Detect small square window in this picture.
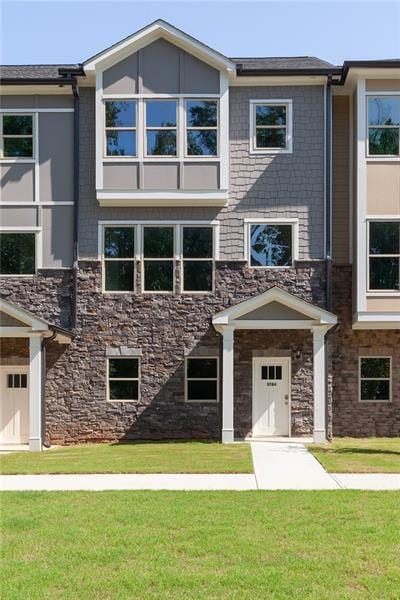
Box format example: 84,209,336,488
186,358,218,402
0,233,36,275
1,114,33,158
367,97,400,156
250,223,293,267
250,101,292,153
359,357,391,402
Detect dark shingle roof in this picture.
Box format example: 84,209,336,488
233,56,339,74
0,64,81,80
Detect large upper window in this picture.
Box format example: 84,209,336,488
1,115,33,158
186,357,218,402
107,358,139,402
103,227,135,292
145,100,177,156
250,223,293,267
105,101,136,156
143,226,174,291
368,221,400,291
0,233,35,275
368,96,400,156
359,357,391,402
182,227,213,292
186,100,218,156
250,101,292,153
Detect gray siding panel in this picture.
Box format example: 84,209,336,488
39,112,74,202
0,95,73,109
103,54,138,94
42,205,73,267
183,163,219,189
181,53,219,94
103,163,138,189
0,164,35,203
0,207,37,226
142,163,179,189
141,39,180,94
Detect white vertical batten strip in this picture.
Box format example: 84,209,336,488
29,335,42,451
34,112,40,203
356,79,367,312
219,72,229,191
95,70,103,190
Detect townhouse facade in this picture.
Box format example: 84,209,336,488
0,20,399,450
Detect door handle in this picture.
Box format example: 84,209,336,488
284,394,289,400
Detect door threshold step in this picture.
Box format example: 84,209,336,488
245,436,314,444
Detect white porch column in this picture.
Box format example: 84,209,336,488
221,326,234,443
29,335,42,451
312,327,327,444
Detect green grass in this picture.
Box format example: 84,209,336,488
1,491,399,599
310,437,400,473
0,441,253,475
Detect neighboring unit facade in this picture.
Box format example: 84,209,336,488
0,20,399,449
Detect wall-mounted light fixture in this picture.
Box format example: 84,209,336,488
294,349,302,360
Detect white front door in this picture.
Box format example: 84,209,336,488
252,358,290,436
0,369,29,444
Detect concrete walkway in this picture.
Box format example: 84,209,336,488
1,442,399,491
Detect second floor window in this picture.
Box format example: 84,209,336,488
249,223,293,267
368,96,400,156
145,100,177,156
105,101,136,156
1,114,33,158
250,100,292,153
186,100,218,156
369,221,400,291
0,232,36,275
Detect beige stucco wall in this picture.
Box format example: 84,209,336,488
367,163,400,214
366,297,400,312
366,79,400,92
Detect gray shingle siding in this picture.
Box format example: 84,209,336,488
77,85,325,261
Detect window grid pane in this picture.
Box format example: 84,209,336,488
105,101,136,157
368,222,400,290
250,224,293,267
186,358,218,402
360,358,391,402
0,233,35,275
254,104,288,150
1,115,34,158
104,227,135,292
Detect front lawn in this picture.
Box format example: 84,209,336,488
310,437,400,473
0,441,253,474
1,491,399,599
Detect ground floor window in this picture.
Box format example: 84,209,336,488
185,357,218,402
0,232,36,275
247,221,296,267
107,357,140,401
359,357,391,402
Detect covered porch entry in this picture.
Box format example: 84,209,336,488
213,287,337,444
0,299,71,451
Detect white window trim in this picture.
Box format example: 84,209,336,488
249,99,293,155
103,99,137,158
244,218,299,267
99,221,219,295
0,227,40,277
365,94,400,159
359,356,392,403
180,224,216,294
106,357,140,403
185,356,219,403
367,219,400,294
101,224,136,294
0,112,35,161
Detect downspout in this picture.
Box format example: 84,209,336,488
325,74,333,440
71,79,80,330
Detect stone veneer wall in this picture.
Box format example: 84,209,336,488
331,266,400,436
43,260,326,444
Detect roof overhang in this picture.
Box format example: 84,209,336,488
212,286,337,332
84,19,235,73
0,298,72,343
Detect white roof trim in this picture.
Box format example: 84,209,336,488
212,286,337,328
0,298,49,332
84,20,235,73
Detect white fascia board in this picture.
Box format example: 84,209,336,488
97,190,228,207
353,311,400,329
84,21,235,73
212,287,337,325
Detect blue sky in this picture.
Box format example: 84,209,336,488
1,0,399,65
